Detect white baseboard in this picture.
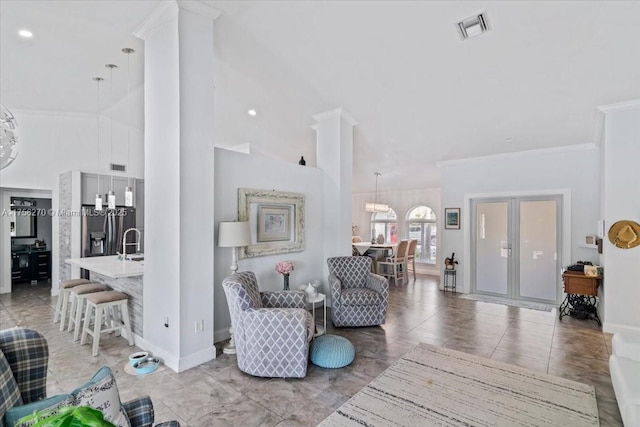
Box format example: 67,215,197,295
178,346,217,372
129,333,180,373
603,322,640,335
128,332,216,372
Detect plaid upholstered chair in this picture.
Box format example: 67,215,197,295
222,271,314,378
327,256,389,327
0,328,179,427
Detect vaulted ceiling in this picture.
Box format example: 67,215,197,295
2,1,639,191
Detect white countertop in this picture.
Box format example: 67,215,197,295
66,255,144,279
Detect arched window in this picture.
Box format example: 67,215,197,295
406,206,437,264
370,208,398,244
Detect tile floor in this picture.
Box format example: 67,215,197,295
1,276,622,426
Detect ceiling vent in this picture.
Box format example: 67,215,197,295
456,12,490,40
110,163,126,172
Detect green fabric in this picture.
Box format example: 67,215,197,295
18,406,115,427
4,394,72,427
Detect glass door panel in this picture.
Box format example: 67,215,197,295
518,200,558,301
475,201,509,295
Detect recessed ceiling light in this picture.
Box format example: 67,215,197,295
247,109,257,116
18,29,33,38
456,12,490,40
505,137,513,143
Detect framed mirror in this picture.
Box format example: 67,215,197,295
10,209,37,238
238,188,305,258
10,197,37,238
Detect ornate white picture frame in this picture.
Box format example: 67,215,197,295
238,188,305,258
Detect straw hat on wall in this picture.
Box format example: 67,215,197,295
608,220,640,249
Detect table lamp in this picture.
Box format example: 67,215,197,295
217,220,251,354
217,221,252,273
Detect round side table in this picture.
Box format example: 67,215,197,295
306,293,327,337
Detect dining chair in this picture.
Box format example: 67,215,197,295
407,239,418,280
376,240,409,285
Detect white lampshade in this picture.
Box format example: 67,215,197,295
124,186,133,207
107,191,116,209
218,221,251,247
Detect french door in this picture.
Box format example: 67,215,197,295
471,196,561,303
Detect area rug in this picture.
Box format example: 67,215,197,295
319,343,599,426
459,293,556,312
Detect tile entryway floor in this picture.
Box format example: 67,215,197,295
1,277,622,426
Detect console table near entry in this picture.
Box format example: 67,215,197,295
559,271,602,326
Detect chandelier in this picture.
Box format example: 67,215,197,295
0,104,19,170
365,172,389,213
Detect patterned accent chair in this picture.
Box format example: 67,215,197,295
222,271,314,378
0,328,179,427
327,256,389,327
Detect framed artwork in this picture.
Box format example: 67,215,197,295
257,205,291,242
238,188,305,258
445,208,461,230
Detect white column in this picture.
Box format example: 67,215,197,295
600,100,640,334
313,108,357,268
134,0,220,372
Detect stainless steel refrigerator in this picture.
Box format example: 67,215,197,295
81,206,136,258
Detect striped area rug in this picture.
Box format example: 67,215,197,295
319,343,599,426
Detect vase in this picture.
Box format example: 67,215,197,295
305,282,316,299
283,274,290,290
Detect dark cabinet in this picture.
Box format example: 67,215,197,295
11,250,50,284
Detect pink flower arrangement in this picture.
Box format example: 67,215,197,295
275,260,294,276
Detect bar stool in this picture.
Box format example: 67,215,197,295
53,278,91,331
66,283,111,340
81,291,134,357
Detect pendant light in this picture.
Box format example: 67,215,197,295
365,172,389,213
105,63,118,210
93,77,104,211
122,48,135,207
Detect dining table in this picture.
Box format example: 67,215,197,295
352,242,396,257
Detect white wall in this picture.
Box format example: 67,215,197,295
0,110,144,190
601,101,640,334
439,144,601,295
352,187,441,275
213,147,325,343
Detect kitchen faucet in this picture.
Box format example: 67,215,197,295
122,228,141,257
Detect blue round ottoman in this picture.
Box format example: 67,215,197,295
310,334,355,368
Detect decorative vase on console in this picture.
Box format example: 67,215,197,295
283,274,290,290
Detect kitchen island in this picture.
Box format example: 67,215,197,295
65,256,144,337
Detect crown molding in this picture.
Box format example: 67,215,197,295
436,143,598,168
597,99,640,114
177,0,222,21
10,108,96,119
312,108,357,127
134,1,221,40
133,0,178,40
